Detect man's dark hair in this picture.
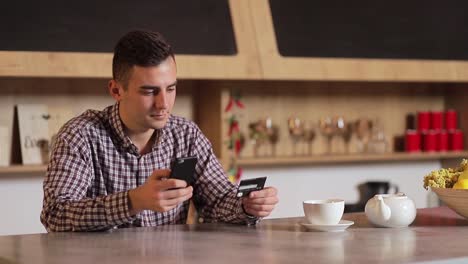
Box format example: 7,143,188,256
112,30,174,88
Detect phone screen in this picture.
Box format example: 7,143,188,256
169,156,197,185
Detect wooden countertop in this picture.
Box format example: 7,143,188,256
1,207,468,264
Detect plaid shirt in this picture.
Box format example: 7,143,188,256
41,103,254,232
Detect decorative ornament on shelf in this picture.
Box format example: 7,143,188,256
224,91,245,112
227,165,243,184
249,118,279,157
225,90,245,184
228,116,245,156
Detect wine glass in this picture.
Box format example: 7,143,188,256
354,118,373,153
342,123,353,154
288,117,305,156
265,118,279,156
319,117,336,154
333,116,352,154
248,120,267,157
303,121,316,155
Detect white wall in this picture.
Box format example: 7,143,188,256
0,175,46,235
0,160,441,235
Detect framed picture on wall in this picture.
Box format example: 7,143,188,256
16,104,50,165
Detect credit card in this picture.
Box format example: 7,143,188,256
236,177,267,198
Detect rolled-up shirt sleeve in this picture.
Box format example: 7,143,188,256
40,132,135,232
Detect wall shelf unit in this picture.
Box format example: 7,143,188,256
0,165,47,176
237,151,468,167
1,151,467,175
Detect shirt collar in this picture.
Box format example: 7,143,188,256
109,102,169,153
109,103,134,150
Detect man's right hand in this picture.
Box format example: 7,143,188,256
128,169,193,215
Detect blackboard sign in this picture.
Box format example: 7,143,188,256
0,0,237,55
270,0,468,60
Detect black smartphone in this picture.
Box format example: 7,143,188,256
169,156,198,186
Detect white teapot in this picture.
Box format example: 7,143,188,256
365,193,416,228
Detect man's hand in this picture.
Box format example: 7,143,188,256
128,169,193,215
242,187,278,218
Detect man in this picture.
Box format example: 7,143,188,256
40,30,278,232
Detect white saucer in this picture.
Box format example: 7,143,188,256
300,220,354,232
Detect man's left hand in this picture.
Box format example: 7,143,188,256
242,187,278,218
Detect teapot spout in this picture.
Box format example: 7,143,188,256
376,195,391,221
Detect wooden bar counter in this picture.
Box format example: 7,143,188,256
1,207,468,264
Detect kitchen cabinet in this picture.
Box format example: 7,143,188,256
0,0,261,80
250,0,468,82
251,0,468,81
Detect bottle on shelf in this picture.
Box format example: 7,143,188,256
368,118,388,154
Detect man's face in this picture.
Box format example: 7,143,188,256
114,57,177,132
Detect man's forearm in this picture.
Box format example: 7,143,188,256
41,191,134,232
198,190,257,225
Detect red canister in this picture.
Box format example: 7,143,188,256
405,130,421,152
449,129,464,151
430,111,443,130
423,130,437,152
445,110,458,130
438,130,448,151
417,111,430,131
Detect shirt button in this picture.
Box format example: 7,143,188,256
198,217,204,223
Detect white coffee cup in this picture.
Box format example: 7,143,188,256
303,199,345,225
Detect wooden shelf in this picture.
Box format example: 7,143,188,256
237,151,468,167
0,152,466,175
0,164,47,175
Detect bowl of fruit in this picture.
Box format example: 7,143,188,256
424,159,468,218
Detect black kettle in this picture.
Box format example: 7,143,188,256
345,181,399,213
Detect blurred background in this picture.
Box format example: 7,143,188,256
1,0,467,235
